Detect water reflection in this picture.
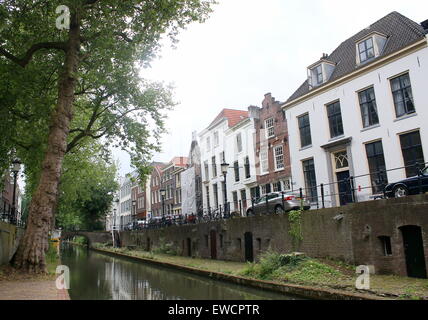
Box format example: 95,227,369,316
61,244,301,300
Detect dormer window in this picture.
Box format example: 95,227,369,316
356,32,388,65
358,37,375,63
307,58,336,89
314,65,323,85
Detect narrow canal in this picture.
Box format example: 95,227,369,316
61,244,303,300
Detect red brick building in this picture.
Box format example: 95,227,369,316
149,163,165,218
253,93,292,197
161,157,188,216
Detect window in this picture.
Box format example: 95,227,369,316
327,101,344,138
265,118,275,138
302,159,318,203
204,161,209,180
236,133,243,153
250,187,260,201
283,179,291,191
273,181,282,192
206,186,210,209
274,145,285,170
244,156,251,179
213,184,219,208
234,161,240,182
400,131,425,177
220,151,225,163
212,156,217,177
378,236,392,256
206,137,211,150
214,131,219,147
260,148,269,174
358,37,375,63
390,73,415,117
358,87,379,128
298,114,312,148
232,191,238,211
314,65,323,85
365,141,388,194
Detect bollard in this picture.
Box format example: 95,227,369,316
265,196,269,215
281,191,285,214
321,183,325,208
417,162,422,194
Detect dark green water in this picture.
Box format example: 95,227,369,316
60,244,302,300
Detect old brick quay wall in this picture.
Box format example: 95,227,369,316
120,194,428,277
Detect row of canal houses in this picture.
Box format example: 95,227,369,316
107,12,428,231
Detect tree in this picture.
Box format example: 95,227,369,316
0,0,215,273
56,144,118,232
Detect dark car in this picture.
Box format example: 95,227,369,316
384,166,428,198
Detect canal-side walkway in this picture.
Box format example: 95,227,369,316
0,280,70,300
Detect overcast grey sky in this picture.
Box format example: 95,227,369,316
114,0,428,176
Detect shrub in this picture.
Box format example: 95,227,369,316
240,251,307,280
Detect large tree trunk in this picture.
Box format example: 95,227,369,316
13,14,81,273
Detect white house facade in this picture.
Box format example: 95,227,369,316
199,109,249,215
224,117,258,215
283,12,428,208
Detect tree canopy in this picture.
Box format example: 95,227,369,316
0,0,216,272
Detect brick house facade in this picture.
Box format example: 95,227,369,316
253,93,292,198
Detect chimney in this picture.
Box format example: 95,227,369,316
248,105,260,120
421,19,428,31
321,53,328,60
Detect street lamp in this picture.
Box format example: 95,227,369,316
160,189,166,219
220,162,229,216
11,159,21,225
132,199,137,230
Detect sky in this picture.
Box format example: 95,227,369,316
114,0,428,176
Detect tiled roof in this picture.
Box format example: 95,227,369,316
208,109,249,129
286,11,427,104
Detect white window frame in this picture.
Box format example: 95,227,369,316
260,148,269,174
274,145,285,171
214,131,219,147
265,118,275,138
236,133,243,153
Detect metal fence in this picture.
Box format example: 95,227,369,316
129,161,428,231
0,202,25,228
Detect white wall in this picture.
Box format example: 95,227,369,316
224,119,257,214
286,44,428,207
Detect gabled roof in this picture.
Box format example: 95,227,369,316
286,11,427,104
207,108,249,129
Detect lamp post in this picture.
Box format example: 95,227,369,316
11,159,21,225
160,189,166,219
220,162,229,216
132,199,137,230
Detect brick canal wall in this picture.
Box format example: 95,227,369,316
119,194,428,277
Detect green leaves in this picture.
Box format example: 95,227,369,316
0,0,215,231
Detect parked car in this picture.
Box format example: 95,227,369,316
246,192,311,215
384,166,428,198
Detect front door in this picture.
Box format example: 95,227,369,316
244,232,254,262
336,171,353,206
186,238,192,257
400,226,427,279
210,230,217,260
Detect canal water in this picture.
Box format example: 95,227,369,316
61,244,303,300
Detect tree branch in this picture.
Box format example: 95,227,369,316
0,42,67,68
